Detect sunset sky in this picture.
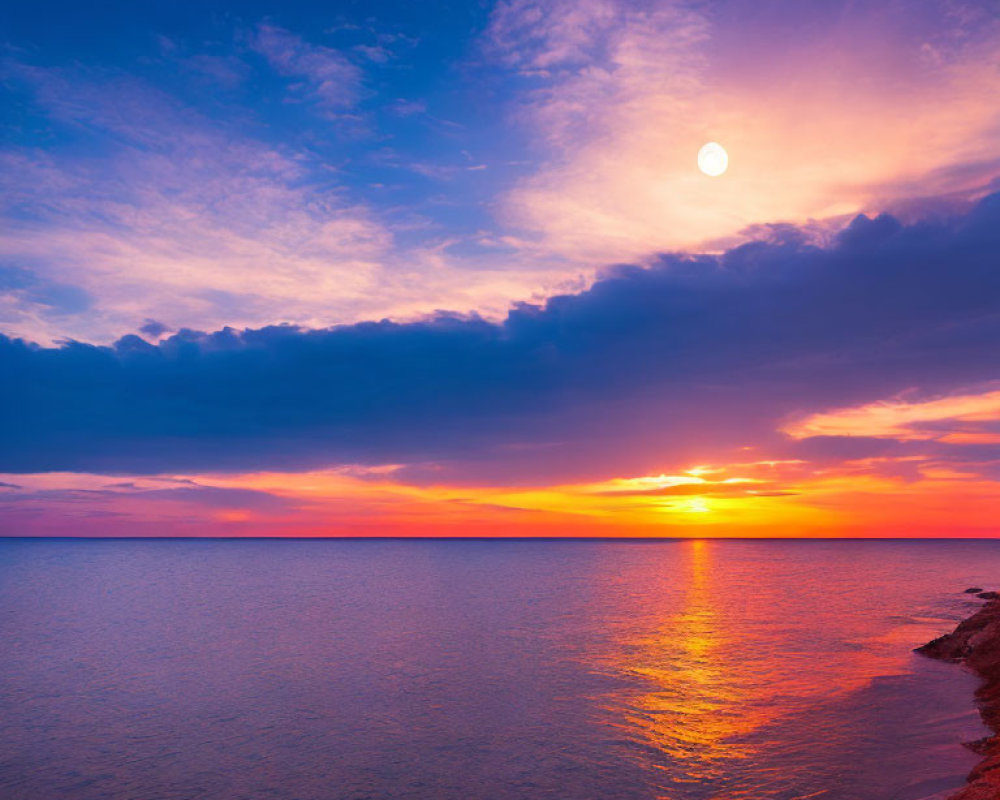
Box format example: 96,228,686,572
2,0,1000,537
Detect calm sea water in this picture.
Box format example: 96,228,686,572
0,538,996,800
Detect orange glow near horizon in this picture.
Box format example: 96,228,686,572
5,442,1000,537
8,382,1000,537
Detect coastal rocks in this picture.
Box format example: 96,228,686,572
965,587,985,594
917,592,1000,800
916,596,1000,663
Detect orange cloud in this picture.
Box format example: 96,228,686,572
783,387,1000,441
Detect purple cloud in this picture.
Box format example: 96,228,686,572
1,191,999,484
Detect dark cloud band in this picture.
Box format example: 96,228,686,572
3,192,999,478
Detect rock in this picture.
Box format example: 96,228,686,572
918,594,1000,798
966,587,985,593
915,633,966,662
950,777,1000,800
964,735,998,755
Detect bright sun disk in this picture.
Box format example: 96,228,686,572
697,142,728,176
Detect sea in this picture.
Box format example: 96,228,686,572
0,537,996,800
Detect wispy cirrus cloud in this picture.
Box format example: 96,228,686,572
485,0,619,73
485,0,707,147
0,264,92,318
0,53,562,345
247,23,364,113
0,36,603,345
486,0,1000,265
0,58,397,343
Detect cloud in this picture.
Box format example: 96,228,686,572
586,472,762,497
134,485,295,511
2,191,999,481
0,265,92,316
484,0,620,73
139,319,171,339
0,60,394,343
248,23,363,112
487,0,1000,265
4,3,999,357
0,475,297,536
180,54,251,90
784,387,1000,441
0,52,600,346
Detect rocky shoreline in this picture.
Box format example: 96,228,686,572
917,590,1000,800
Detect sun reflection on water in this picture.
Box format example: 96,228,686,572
592,539,990,799
618,540,779,789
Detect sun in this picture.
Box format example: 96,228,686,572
697,142,728,177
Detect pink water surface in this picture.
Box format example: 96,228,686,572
0,538,994,799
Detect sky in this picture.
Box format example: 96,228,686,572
2,0,1000,537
